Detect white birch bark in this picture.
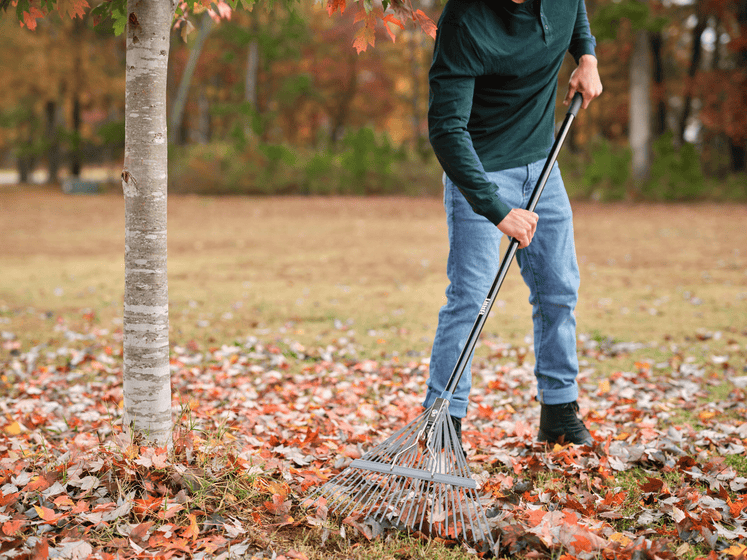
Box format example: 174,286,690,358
121,0,177,447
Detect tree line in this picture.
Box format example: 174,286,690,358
1,0,745,194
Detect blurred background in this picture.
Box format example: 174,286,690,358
0,0,745,201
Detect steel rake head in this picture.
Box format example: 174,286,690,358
305,398,496,551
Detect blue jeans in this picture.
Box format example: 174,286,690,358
423,159,581,418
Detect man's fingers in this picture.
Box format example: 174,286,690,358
563,86,576,106
497,209,539,248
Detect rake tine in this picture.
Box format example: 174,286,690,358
308,397,497,551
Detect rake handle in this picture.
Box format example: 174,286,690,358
442,92,583,398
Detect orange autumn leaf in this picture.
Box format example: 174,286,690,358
413,9,437,39
55,0,89,19
181,513,200,540
381,14,404,42
21,7,45,31
52,496,75,508
264,494,291,517
31,538,48,560
2,518,24,536
326,0,345,16
24,475,51,492
34,505,63,523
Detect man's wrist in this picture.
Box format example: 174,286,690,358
579,54,598,67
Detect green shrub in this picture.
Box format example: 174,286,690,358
339,127,406,194
645,132,705,200
581,139,631,201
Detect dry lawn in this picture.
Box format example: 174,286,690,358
1,186,745,358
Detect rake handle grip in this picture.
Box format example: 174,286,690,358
442,92,583,397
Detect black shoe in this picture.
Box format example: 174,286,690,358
537,401,592,446
450,415,465,457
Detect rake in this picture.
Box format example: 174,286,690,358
306,93,584,551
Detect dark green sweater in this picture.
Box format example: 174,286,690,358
428,0,597,225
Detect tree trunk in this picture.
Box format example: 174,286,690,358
629,29,652,183
45,101,61,184
122,0,177,447
169,12,213,145
679,3,707,145
730,0,747,172
70,18,84,178
649,31,666,137
244,14,259,139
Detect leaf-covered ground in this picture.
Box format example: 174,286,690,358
1,313,746,560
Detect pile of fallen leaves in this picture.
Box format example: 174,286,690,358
0,317,746,559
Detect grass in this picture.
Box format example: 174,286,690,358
1,186,745,361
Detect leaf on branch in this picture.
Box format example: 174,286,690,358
57,0,88,19
381,14,404,42
327,0,346,17
353,7,378,53
21,6,45,30
353,26,376,53
413,9,437,40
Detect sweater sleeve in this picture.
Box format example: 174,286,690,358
428,21,513,226
569,0,597,63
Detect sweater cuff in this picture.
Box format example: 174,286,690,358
483,196,513,226
571,41,596,64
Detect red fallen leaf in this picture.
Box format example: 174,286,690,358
34,505,65,524
264,494,291,517
181,513,200,540
343,516,374,540
157,503,185,520
2,518,24,536
31,537,48,560
286,551,310,560
24,474,53,492
70,500,89,515
639,476,665,494
0,492,19,507
729,496,747,518
133,495,163,515
130,521,153,542
526,509,546,527
52,496,74,509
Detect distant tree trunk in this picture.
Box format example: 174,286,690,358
122,0,177,447
169,12,213,145
731,144,746,172
45,101,61,184
410,31,422,152
70,19,84,178
18,153,32,184
630,29,652,183
329,53,358,147
18,114,36,184
729,0,747,172
244,14,260,138
649,31,666,137
197,87,211,143
71,96,82,177
679,3,707,145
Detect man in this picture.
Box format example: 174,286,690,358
424,0,603,446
